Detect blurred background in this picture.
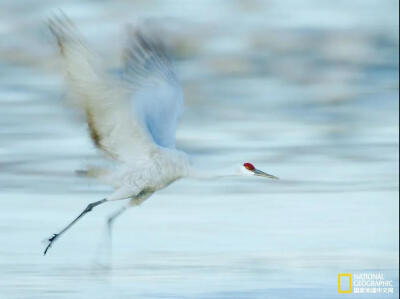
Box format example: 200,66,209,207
0,0,398,298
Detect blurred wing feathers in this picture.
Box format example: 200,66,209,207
48,15,155,161
123,27,184,148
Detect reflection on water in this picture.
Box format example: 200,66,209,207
0,0,398,298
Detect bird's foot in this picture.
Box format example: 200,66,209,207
43,233,59,255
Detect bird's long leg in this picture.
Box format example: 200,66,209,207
43,198,107,255
106,192,154,246
106,205,128,239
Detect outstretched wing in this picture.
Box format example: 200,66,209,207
122,26,184,149
48,14,156,162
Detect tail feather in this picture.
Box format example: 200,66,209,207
75,167,109,179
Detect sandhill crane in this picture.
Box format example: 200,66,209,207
44,14,278,255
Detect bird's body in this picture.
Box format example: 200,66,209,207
43,13,278,255
97,147,190,200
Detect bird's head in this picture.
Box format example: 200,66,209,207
241,162,278,179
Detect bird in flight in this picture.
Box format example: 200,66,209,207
44,13,278,255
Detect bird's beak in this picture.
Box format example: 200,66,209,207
253,168,279,179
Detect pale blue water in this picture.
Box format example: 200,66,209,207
0,0,398,298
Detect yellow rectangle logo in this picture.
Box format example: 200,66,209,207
338,273,352,293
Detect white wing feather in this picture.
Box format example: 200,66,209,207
48,15,156,162
122,27,184,149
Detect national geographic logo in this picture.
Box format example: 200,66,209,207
338,273,394,295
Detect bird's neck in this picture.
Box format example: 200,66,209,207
187,165,240,180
